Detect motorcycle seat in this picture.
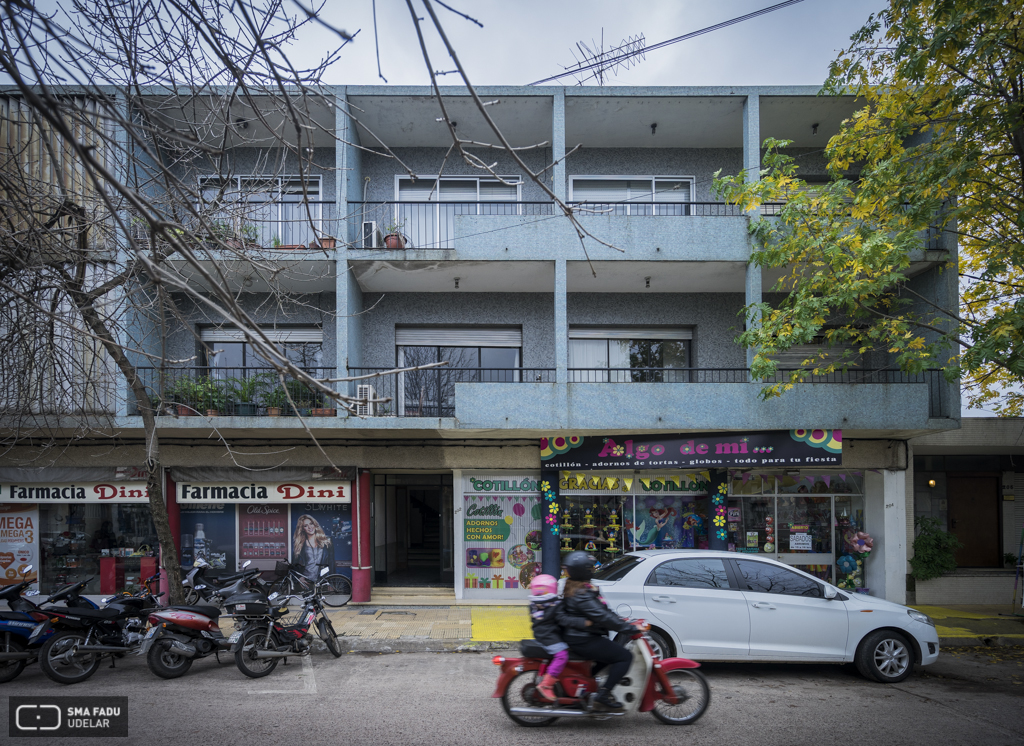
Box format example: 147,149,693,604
50,607,122,620
170,605,221,619
0,611,35,622
519,639,588,662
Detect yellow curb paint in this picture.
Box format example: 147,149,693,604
912,606,1003,621
471,606,532,642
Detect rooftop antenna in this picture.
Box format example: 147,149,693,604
564,29,646,86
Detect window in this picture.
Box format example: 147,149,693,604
647,558,731,589
201,327,324,372
734,559,822,598
198,176,322,248
570,177,693,215
396,176,521,249
395,327,522,416
592,554,646,582
569,327,692,382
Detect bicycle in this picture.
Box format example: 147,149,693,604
269,561,351,608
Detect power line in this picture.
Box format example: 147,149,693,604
528,0,809,86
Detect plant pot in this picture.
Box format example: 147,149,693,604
384,233,405,249
310,407,335,417
317,237,336,249
176,404,196,416
205,409,220,417
266,407,282,417
234,402,259,416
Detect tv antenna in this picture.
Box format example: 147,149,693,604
564,29,646,86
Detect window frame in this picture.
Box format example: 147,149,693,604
196,175,323,246
200,325,324,371
568,175,695,215
729,558,824,599
644,557,735,591
568,327,694,383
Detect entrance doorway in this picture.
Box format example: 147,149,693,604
948,476,1001,567
373,474,453,586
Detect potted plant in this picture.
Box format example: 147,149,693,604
168,374,201,416
285,379,314,416
228,373,271,416
315,234,337,249
263,385,289,417
194,376,228,416
910,516,964,581
381,219,407,249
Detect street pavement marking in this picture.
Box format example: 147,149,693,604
248,653,318,695
471,606,531,642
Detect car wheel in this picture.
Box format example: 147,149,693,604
856,630,914,683
616,627,674,659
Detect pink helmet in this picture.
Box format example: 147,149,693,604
530,574,559,596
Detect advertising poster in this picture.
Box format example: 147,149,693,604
290,503,352,582
462,474,541,597
179,504,237,571
239,504,288,572
0,504,38,588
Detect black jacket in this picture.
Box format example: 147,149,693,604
556,584,635,646
529,594,587,648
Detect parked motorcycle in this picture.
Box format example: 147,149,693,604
31,575,163,684
183,558,267,606
492,622,710,726
139,601,234,679
227,566,342,678
0,568,101,684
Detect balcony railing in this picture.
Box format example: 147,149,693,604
347,368,556,417
128,366,950,419
135,367,337,416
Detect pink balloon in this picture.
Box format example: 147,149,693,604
513,503,525,516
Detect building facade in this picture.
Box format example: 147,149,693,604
0,86,960,606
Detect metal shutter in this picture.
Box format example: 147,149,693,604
395,327,522,347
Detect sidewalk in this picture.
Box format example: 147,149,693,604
323,599,1024,653
911,604,1024,647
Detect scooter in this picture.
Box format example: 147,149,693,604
492,623,710,726
139,602,234,679
0,567,100,683
183,558,266,605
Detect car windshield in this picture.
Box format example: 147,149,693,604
592,554,645,582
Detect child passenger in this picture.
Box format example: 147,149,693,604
528,574,588,702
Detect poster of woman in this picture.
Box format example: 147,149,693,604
290,505,352,581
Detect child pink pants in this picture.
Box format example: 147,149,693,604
547,649,569,678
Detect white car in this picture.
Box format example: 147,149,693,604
590,549,939,683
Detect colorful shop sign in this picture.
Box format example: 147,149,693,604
176,481,351,503
0,483,150,503
540,430,842,470
467,478,539,492
558,472,710,494
0,504,38,586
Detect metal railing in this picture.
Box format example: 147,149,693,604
346,367,556,417
135,367,337,416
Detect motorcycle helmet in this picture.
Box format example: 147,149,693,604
562,551,595,581
530,574,558,596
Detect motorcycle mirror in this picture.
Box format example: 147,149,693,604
25,590,40,596
242,560,252,569
102,596,114,604
320,566,329,577
21,564,33,575
196,584,207,590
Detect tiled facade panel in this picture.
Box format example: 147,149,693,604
567,292,747,369
358,292,555,368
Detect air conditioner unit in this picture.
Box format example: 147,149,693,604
361,221,382,248
356,384,376,416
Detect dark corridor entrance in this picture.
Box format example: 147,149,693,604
373,474,454,586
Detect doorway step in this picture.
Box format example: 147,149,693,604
355,586,456,606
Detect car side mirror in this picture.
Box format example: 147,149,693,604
823,584,838,600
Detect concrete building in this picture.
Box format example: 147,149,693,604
0,86,960,606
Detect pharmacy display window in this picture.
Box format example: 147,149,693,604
38,504,157,595
726,472,866,589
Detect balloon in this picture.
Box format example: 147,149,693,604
513,503,525,516
504,515,514,525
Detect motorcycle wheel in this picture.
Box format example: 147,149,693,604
501,671,557,727
0,636,27,683
39,631,101,685
318,574,352,608
147,639,194,679
184,589,200,605
234,629,279,679
317,618,342,658
651,669,710,725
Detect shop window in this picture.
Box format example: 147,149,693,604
646,558,731,589
734,558,822,598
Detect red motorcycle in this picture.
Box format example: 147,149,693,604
492,623,710,726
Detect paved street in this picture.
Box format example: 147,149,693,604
2,646,1022,745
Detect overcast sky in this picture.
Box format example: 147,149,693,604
303,0,891,87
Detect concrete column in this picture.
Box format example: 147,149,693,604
555,259,568,387
352,469,372,602
742,94,761,373
552,89,566,201
865,469,908,604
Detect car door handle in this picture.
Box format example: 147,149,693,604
651,595,676,603
751,602,776,610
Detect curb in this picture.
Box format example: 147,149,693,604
337,638,517,654
939,636,1024,648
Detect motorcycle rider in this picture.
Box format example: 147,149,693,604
556,551,639,711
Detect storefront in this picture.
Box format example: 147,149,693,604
0,467,157,595
171,468,355,582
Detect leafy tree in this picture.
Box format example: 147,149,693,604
716,0,1024,411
